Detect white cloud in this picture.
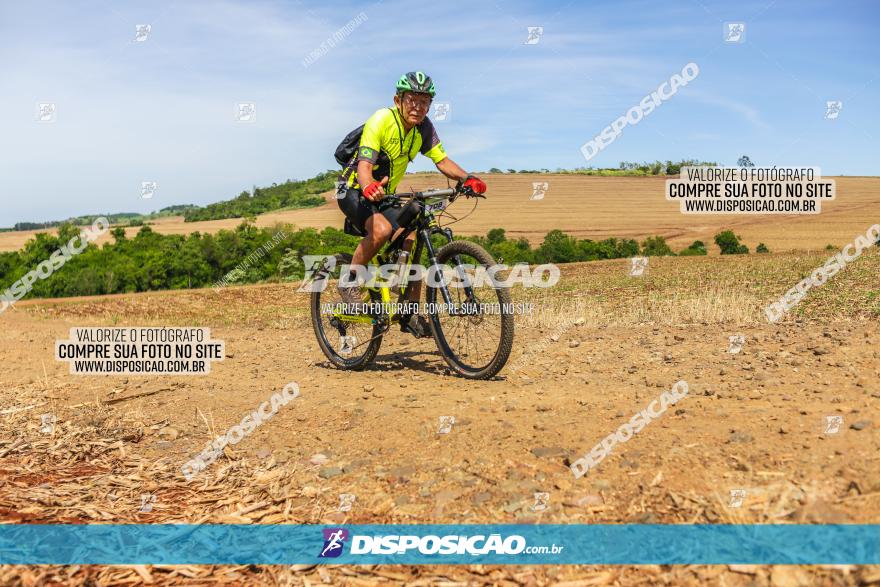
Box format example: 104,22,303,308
684,90,771,131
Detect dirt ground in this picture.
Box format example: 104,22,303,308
2,174,878,254
1,250,879,585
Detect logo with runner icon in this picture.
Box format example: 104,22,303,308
823,415,843,435
724,22,745,43
319,528,349,558
629,256,649,277
530,182,549,201
824,101,843,120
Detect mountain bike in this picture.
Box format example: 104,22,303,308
308,182,514,379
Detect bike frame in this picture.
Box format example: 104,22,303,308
330,192,476,325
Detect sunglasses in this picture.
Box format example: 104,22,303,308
401,94,432,110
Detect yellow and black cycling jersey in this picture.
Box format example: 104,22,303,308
340,107,447,194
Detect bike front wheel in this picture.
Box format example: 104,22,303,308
425,240,514,379
309,253,384,370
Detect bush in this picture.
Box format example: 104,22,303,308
572,238,636,261
714,230,749,255
536,230,580,263
489,237,534,265
756,243,770,253
0,223,692,301
640,236,675,257
678,240,707,256
0,221,365,299
471,229,642,264
605,238,640,259
487,228,506,245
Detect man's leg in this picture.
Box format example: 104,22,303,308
337,187,391,272
396,230,432,338
401,232,421,303
339,213,392,308
351,213,392,268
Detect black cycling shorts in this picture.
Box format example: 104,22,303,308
337,186,416,237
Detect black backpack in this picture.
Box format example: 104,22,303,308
335,124,393,183
334,124,368,167
334,110,429,179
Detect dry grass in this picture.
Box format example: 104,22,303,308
16,248,880,331
3,250,880,585
1,393,874,586
510,249,880,329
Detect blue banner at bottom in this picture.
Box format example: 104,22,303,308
0,524,878,565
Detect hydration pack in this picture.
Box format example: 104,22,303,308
334,124,367,167
334,124,392,183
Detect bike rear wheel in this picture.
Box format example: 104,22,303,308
425,241,514,379
310,253,384,370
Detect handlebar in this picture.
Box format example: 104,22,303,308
392,187,457,200
391,184,486,202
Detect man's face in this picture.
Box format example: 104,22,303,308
395,92,431,125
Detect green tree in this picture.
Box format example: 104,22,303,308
536,230,579,263
640,236,675,256
714,230,749,254
488,237,533,265
678,240,707,256
487,228,506,245
598,238,639,259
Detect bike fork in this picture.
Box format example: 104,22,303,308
419,228,479,310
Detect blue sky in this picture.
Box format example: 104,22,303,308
1,0,877,226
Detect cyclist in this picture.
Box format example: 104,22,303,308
336,71,487,338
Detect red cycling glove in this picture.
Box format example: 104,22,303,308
363,176,389,201
462,175,487,194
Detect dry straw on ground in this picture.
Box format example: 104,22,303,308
2,250,879,585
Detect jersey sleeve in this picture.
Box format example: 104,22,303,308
357,109,389,164
418,118,447,164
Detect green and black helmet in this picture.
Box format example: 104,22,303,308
396,71,436,97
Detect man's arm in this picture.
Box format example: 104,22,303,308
436,157,487,195
357,160,388,201
418,119,467,181
357,160,383,196
357,110,391,201
419,119,483,191
435,157,468,181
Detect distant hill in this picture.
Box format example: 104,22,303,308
182,171,336,222
7,170,338,230
12,205,200,231
9,159,731,230
7,161,724,230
